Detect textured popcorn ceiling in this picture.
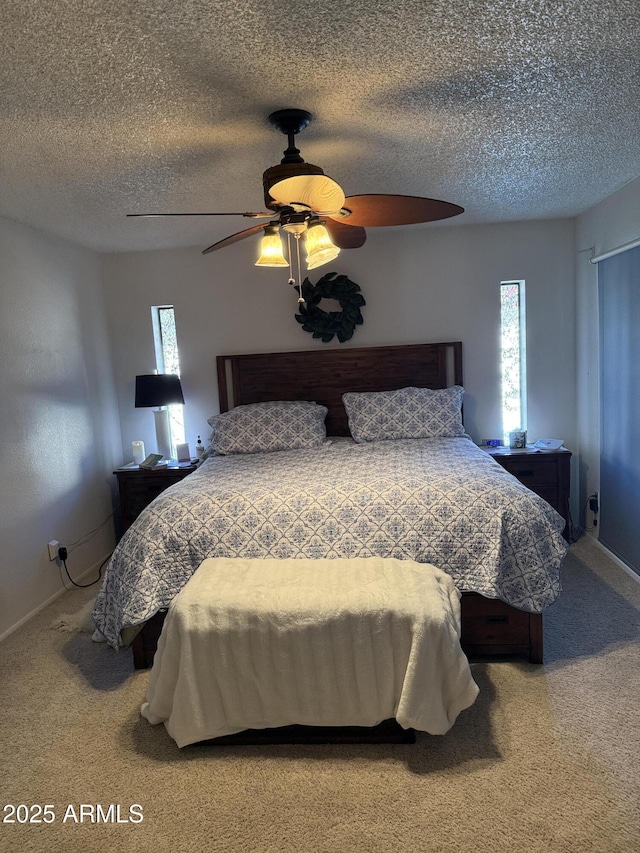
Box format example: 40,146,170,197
2,0,640,253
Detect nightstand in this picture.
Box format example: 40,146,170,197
114,462,198,536
485,446,571,540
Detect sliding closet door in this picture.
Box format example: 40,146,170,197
598,245,640,574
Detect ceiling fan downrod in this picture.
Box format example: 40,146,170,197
268,108,312,165
263,109,325,209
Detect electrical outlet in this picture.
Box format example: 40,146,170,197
48,540,60,561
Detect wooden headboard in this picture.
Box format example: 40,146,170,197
216,342,463,437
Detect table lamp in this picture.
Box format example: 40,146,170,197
135,374,185,460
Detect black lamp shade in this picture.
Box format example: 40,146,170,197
135,374,185,408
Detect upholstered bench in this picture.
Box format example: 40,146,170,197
141,557,479,747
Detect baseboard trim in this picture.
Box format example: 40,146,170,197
590,536,640,584
0,552,111,643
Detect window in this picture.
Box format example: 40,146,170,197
152,305,185,455
500,281,526,444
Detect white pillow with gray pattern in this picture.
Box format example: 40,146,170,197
208,401,328,455
343,386,465,443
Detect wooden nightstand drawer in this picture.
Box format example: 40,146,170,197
124,475,179,507
499,456,558,485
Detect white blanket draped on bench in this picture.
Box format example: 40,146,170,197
140,557,479,747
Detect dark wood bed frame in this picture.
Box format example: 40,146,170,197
133,341,543,681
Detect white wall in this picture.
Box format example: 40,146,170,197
575,176,640,531
0,218,121,638
102,217,576,466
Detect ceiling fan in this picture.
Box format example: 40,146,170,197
128,108,464,270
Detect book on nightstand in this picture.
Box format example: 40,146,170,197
138,453,166,470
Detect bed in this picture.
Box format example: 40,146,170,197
94,341,568,673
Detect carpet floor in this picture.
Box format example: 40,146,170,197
0,537,638,852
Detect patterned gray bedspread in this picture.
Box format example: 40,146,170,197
94,437,568,649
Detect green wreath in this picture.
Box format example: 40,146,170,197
294,272,365,343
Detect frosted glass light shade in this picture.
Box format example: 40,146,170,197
305,221,340,269
270,174,345,216
255,226,288,266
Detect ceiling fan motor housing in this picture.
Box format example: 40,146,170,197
263,162,326,210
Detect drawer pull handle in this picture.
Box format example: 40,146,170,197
486,615,508,624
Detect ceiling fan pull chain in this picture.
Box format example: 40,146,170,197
287,232,295,287
295,234,305,304
286,232,305,305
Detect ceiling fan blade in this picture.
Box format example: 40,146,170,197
202,223,268,254
127,211,272,218
341,194,464,227
324,218,367,249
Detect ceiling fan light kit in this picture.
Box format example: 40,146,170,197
128,107,464,281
